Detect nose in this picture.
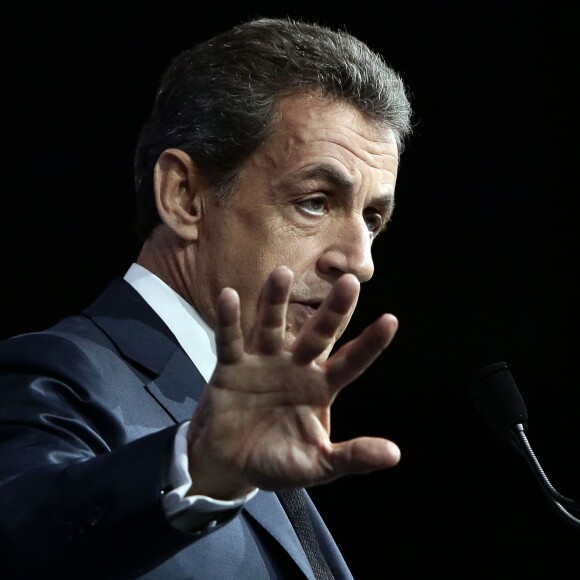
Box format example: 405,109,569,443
316,217,375,283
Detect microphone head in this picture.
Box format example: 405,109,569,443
469,361,529,447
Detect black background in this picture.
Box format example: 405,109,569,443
2,2,578,578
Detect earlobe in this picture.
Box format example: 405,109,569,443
153,148,203,240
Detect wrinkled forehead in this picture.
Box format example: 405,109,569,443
273,91,393,139
265,94,399,184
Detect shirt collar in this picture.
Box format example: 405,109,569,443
123,263,217,382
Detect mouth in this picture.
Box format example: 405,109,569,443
294,303,319,316
285,290,327,333
286,300,322,329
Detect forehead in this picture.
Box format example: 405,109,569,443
260,94,399,186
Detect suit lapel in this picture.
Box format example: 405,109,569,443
84,278,180,374
84,277,317,577
245,491,315,579
144,348,205,423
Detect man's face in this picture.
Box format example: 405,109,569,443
191,94,399,354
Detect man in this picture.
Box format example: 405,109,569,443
0,16,412,579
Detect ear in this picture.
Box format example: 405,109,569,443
153,148,206,241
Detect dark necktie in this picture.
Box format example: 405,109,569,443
276,488,335,580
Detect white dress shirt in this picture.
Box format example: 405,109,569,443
124,263,257,528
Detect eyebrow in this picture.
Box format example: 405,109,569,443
292,163,355,190
284,162,396,231
305,162,394,208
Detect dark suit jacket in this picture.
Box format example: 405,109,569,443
0,278,353,579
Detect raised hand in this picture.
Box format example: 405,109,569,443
186,266,400,500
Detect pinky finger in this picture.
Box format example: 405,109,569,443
215,287,245,364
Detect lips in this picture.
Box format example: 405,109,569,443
293,302,320,316
286,300,322,329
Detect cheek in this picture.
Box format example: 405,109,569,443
253,230,314,273
272,229,322,269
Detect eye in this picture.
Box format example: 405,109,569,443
364,212,385,236
296,196,327,216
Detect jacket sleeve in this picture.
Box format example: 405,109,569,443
0,331,238,579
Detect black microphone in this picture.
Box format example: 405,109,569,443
470,361,580,529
